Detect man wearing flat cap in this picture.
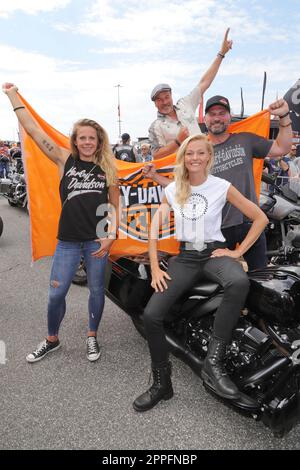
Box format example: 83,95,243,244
148,28,232,160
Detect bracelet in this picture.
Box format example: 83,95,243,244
217,52,225,59
13,106,25,112
279,111,290,119
175,139,181,147
279,121,292,128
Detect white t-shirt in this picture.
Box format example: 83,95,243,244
164,175,231,245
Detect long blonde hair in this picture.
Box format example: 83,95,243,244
70,119,117,187
174,134,214,206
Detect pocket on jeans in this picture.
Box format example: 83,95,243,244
89,240,101,249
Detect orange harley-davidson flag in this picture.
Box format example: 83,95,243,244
17,93,270,261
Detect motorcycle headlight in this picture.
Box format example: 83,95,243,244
288,210,300,222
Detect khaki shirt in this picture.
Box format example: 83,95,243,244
148,85,202,152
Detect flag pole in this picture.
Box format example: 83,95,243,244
240,87,244,118
114,84,122,139
261,72,267,111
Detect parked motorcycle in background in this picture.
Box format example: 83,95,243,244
0,176,12,237
4,157,28,209
260,173,300,264
72,257,87,285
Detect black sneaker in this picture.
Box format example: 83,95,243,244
86,336,101,362
26,338,61,363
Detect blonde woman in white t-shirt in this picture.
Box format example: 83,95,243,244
133,134,268,412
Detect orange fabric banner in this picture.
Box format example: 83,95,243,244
228,110,271,198
18,93,270,261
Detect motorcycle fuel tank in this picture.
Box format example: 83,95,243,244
247,267,300,326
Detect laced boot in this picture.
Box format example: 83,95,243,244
133,362,173,412
201,336,239,399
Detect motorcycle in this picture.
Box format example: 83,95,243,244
260,173,300,264
4,158,27,209
0,176,12,237
105,255,300,437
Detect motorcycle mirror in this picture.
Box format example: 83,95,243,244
261,172,277,186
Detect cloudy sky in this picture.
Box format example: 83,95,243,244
0,0,299,143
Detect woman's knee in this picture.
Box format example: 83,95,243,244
49,278,69,302
225,270,249,297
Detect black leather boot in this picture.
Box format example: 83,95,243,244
201,336,239,399
133,362,174,412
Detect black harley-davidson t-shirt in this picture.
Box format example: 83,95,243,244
58,155,108,241
211,132,273,228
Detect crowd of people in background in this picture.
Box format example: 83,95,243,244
0,140,22,178
113,132,153,163
264,134,300,193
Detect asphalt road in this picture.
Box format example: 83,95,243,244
0,196,299,450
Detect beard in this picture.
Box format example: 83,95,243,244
206,122,228,135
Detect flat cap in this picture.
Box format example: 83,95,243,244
151,83,172,101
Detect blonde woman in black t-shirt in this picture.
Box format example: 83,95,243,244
3,82,119,363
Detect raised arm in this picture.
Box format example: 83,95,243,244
2,83,68,174
199,28,233,96
267,99,293,158
211,185,268,260
142,163,173,187
149,196,172,292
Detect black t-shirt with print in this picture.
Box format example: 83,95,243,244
211,132,273,228
58,155,108,241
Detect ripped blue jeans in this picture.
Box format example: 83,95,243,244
47,240,108,336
